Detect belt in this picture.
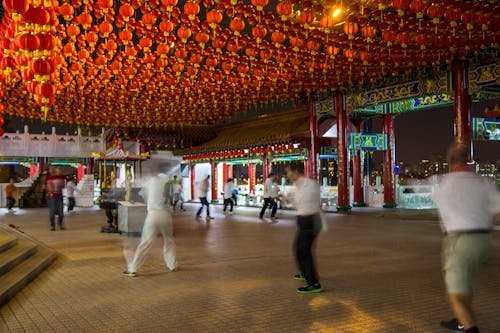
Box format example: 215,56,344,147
446,229,491,236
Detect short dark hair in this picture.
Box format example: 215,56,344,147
227,178,233,182
268,173,275,177
447,143,469,168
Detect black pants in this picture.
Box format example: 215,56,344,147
173,193,184,210
6,197,15,210
223,198,233,212
106,208,116,225
68,197,75,211
260,198,277,218
294,214,321,285
197,197,210,217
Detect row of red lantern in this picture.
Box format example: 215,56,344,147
183,143,299,161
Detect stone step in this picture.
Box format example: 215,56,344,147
0,233,18,253
0,239,38,277
0,246,57,306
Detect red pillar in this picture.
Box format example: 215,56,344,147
222,163,229,184
211,160,218,202
228,164,233,179
77,164,85,182
87,158,94,175
452,60,472,153
248,163,256,194
352,119,365,207
383,114,396,208
309,97,319,181
190,163,196,201
38,157,45,174
336,90,350,211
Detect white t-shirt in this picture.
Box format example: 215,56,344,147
66,180,76,197
263,178,273,198
141,174,169,211
198,179,209,198
173,183,182,194
432,171,500,233
289,176,321,216
271,184,280,198
223,181,234,199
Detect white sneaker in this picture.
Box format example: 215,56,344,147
206,216,214,220
229,212,233,215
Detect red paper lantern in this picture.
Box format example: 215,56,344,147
119,4,135,19
15,33,40,52
251,0,269,10
183,1,200,20
230,18,245,35
276,1,292,19
3,0,29,20
392,0,411,16
343,22,359,39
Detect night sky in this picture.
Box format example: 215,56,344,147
369,99,500,165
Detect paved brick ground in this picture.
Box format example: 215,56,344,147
0,204,499,333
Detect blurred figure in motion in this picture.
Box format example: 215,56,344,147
5,178,16,211
172,175,185,212
123,162,178,277
223,178,235,215
433,143,500,333
66,175,76,213
285,164,323,294
196,175,213,220
46,166,66,231
259,173,277,221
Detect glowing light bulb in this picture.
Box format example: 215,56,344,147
332,8,341,18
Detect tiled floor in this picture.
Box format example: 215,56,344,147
0,204,499,333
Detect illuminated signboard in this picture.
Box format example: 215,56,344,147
472,118,500,141
350,133,387,151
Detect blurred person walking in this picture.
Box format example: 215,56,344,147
433,143,500,333
123,164,178,277
285,164,323,294
46,166,66,230
259,173,277,221
5,178,16,211
66,175,76,213
172,176,185,212
196,175,213,220
223,178,235,215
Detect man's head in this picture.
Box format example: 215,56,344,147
9,178,15,184
446,143,470,170
268,173,275,180
285,164,303,182
227,178,233,183
52,166,62,175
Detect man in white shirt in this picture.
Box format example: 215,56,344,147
223,178,235,214
196,175,213,220
285,164,323,294
259,173,277,220
432,143,500,333
172,176,185,212
65,176,76,213
123,163,178,277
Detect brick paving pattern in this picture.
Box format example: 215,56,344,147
0,205,499,333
